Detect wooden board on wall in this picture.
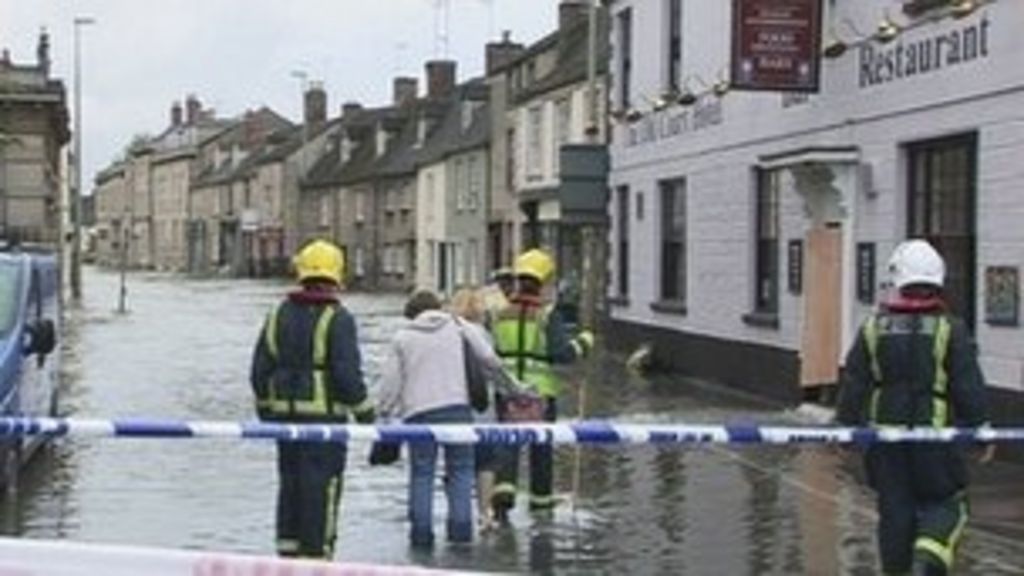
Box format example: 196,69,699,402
800,226,842,387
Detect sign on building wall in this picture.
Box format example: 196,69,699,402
985,266,1019,327
856,242,875,304
731,0,823,92
788,239,803,295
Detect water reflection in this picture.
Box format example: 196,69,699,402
0,267,1019,575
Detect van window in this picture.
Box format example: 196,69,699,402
0,263,22,336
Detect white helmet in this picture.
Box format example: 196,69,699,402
887,239,945,290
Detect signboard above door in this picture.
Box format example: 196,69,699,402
731,0,823,92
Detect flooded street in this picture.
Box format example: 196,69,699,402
1,266,1022,574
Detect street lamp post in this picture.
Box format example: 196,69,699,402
71,16,96,301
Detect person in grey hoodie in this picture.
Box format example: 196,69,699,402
378,289,503,548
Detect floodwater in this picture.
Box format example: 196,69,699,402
1,266,1022,575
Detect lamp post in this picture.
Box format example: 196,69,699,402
71,16,96,301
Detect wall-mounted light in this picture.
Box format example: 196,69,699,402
950,0,979,19
823,27,849,59
874,10,901,43
624,109,644,123
712,69,730,98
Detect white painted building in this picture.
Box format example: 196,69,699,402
607,0,1024,423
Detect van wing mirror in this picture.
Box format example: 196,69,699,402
24,319,56,357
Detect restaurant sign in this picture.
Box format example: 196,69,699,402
731,0,823,92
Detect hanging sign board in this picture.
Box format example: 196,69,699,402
731,0,823,92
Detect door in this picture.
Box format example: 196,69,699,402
800,225,842,387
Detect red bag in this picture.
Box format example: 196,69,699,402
501,394,546,422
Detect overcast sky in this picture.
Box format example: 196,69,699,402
0,0,559,191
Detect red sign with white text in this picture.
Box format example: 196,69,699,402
731,0,822,92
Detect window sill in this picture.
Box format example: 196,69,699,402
650,300,687,316
608,296,630,307
742,311,779,329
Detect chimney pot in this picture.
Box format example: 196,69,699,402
341,101,363,119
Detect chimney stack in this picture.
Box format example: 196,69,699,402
425,60,457,100
185,95,202,125
393,77,419,107
170,101,183,127
486,30,525,75
559,0,589,32
36,29,51,76
304,81,328,134
341,101,363,119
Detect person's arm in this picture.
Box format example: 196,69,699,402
328,308,375,423
947,319,989,427
836,324,874,426
249,319,275,421
461,321,503,371
545,307,592,364
377,339,404,420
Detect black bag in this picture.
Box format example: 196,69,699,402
368,442,401,466
461,327,490,413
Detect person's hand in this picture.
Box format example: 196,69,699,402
575,330,595,354
977,443,997,465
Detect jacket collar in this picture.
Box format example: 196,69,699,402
288,284,340,306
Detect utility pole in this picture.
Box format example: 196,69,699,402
580,0,604,331
71,16,96,301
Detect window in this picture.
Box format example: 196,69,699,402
526,106,543,181
318,194,331,228
354,191,365,223
616,186,630,298
426,173,436,221
907,133,977,328
467,155,480,212
754,169,781,314
618,9,633,109
355,246,365,277
659,179,687,303
553,98,571,174
467,239,479,285
506,128,516,191
666,0,682,92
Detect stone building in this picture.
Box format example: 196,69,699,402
0,31,69,245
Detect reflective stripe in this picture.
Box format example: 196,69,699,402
346,396,375,417
914,537,953,568
313,307,336,368
265,306,281,360
493,482,517,496
913,495,968,569
323,475,341,558
863,316,882,383
276,538,299,553
869,388,881,422
932,316,951,427
529,494,556,506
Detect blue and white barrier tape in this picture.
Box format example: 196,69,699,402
0,417,1022,445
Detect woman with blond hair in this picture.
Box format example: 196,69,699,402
449,287,522,531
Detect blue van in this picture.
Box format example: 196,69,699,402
0,249,60,493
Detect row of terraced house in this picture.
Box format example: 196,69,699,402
92,0,608,294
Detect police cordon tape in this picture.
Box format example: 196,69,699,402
1,417,1023,445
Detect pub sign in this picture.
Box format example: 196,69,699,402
731,0,823,92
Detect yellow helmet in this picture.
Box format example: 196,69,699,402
514,248,555,284
294,240,345,285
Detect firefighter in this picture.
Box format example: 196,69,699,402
249,239,375,559
490,248,594,519
837,239,994,576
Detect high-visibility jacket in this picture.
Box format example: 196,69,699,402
837,305,989,497
491,295,585,398
251,298,374,423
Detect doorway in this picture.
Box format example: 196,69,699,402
800,224,842,388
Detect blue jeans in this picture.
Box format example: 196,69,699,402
406,404,475,547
